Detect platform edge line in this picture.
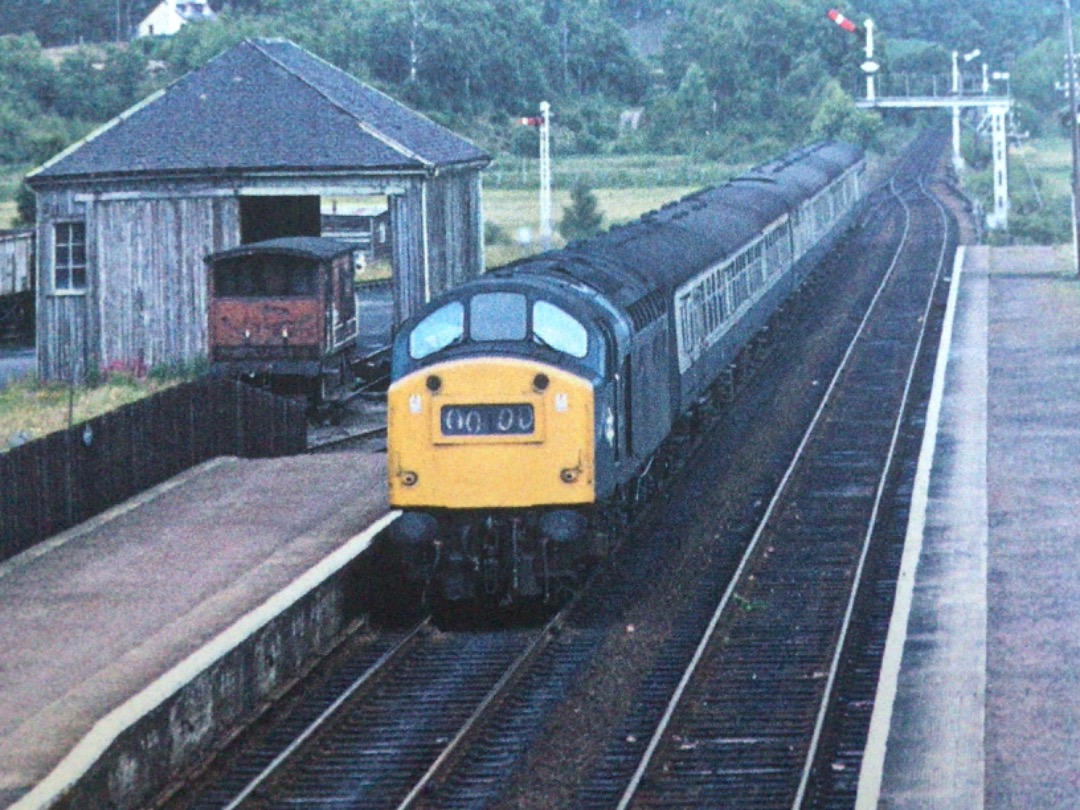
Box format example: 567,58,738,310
10,509,400,810
853,245,965,809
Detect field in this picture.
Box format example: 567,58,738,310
485,153,739,191
1011,135,1071,198
0,166,28,229
0,201,16,229
953,131,1074,245
483,185,701,267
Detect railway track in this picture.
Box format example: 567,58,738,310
167,611,565,810
598,138,955,809
164,134,959,810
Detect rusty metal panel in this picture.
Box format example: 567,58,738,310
210,298,323,361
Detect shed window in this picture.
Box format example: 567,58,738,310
54,222,86,292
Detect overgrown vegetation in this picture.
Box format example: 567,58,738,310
0,1,1076,232
963,133,1075,246
0,358,207,450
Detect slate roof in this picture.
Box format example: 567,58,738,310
29,39,489,184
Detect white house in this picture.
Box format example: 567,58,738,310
136,0,215,38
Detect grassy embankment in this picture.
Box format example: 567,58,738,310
963,133,1073,245
0,374,188,450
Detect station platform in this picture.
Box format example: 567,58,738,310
857,245,1080,808
0,451,395,810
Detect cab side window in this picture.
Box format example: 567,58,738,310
533,301,588,358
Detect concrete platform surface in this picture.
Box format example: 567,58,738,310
858,245,1080,808
0,451,393,808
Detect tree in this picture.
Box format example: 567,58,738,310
810,81,882,149
559,180,604,242
15,180,35,226
660,0,827,142
675,61,711,132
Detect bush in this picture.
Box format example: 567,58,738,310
558,179,604,242
484,221,511,246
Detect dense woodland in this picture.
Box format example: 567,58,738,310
0,0,1076,240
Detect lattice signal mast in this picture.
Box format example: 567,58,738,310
520,101,553,247
834,10,1013,230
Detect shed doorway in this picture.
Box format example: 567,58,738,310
240,195,320,243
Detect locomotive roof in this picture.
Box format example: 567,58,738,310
206,236,355,264
501,141,862,313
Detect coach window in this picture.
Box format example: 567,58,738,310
471,292,527,341
534,300,587,358
54,222,86,293
410,301,464,359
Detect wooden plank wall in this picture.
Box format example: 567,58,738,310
0,230,33,296
389,170,485,328
390,179,426,326
0,379,307,563
36,192,239,381
92,196,238,373
35,167,483,376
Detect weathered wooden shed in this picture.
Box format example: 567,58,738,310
0,228,35,344
0,228,33,297
26,38,489,381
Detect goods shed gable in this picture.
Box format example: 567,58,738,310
29,38,488,183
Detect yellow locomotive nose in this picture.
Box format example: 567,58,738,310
388,357,595,509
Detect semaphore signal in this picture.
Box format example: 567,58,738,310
827,9,861,35
519,102,552,247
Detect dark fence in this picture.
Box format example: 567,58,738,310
0,378,307,563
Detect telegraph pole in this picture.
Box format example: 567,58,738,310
520,102,553,248
1065,0,1080,274
538,101,553,248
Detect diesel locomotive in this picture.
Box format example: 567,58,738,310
387,141,866,604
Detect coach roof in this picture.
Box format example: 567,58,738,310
28,38,489,185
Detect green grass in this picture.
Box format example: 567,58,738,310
0,201,17,229
0,375,183,451
483,185,699,267
486,153,741,190
1012,135,1071,198
0,165,29,229
962,132,1075,245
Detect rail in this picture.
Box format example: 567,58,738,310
615,142,953,809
